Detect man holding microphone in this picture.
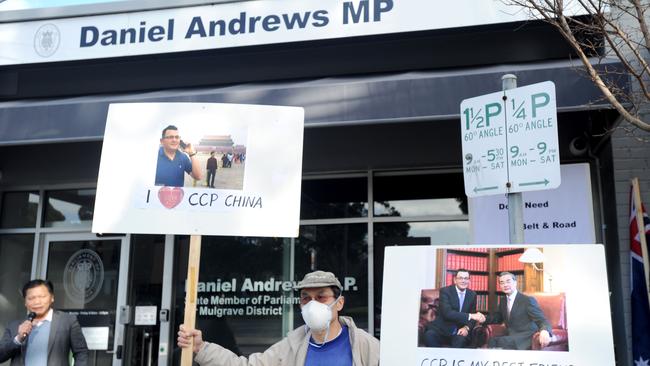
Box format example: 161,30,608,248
0,279,88,366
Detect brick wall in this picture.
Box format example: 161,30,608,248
611,124,650,363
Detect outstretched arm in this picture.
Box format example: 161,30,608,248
178,324,286,366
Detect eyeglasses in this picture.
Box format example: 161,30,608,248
456,276,470,281
163,135,180,140
299,294,335,306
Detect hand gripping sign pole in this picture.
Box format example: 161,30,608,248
181,235,202,365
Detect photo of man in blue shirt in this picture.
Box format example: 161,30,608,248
155,125,202,187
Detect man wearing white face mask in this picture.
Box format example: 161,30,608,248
177,270,380,366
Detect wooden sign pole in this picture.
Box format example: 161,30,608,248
632,178,650,313
181,235,202,366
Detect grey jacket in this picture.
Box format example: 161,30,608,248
0,310,88,366
194,316,379,366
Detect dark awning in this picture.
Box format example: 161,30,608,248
0,59,627,145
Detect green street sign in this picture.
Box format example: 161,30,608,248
461,81,561,197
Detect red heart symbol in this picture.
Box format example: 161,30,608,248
158,187,184,209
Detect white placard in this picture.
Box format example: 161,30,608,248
380,244,615,365
469,163,596,244
92,103,304,237
0,1,589,65
134,305,157,326
81,327,109,350
461,81,560,197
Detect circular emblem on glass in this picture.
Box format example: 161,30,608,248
63,249,104,304
33,23,60,58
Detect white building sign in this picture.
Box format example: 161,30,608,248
0,1,588,65
469,163,596,244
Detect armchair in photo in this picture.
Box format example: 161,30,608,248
418,289,440,347
472,292,568,351
530,292,568,351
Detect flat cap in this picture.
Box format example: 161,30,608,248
295,270,343,290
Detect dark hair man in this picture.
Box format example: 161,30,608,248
424,268,485,348
155,125,202,187
177,270,379,365
0,279,88,365
486,272,552,350
206,151,218,188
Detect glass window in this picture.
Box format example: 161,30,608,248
0,191,39,228
295,224,369,331
0,235,34,338
373,173,467,217
173,235,288,359
46,239,121,309
300,178,368,219
375,222,470,246
43,189,96,228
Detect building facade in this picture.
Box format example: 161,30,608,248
0,1,646,365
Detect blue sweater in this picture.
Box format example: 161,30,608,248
305,326,352,366
25,320,51,366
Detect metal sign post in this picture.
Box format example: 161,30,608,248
502,74,524,244
460,76,560,244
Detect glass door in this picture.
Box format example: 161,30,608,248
41,233,129,366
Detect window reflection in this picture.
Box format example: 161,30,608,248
401,222,469,245
0,235,34,335
173,236,286,358
46,239,120,366
374,198,467,217
43,189,96,227
301,178,368,219
295,224,368,330
373,173,467,217
0,192,39,228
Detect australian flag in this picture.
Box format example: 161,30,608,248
631,183,650,365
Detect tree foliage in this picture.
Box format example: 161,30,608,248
506,0,650,132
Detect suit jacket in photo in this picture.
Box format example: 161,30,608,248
490,292,553,350
0,310,89,366
425,285,478,336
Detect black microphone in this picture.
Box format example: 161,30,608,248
21,312,37,340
